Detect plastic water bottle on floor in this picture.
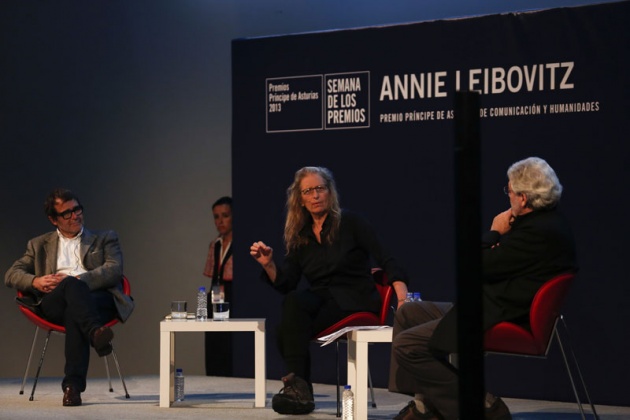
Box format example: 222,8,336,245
413,292,422,302
342,384,354,420
196,286,208,321
404,292,414,303
175,368,185,401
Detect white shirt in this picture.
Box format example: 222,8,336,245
56,228,87,277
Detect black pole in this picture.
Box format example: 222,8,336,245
453,90,484,420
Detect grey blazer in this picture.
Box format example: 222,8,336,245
4,228,135,322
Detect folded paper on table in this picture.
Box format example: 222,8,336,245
317,325,390,346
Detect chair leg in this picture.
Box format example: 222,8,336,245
29,330,53,401
104,353,114,392
556,316,599,420
20,327,40,395
110,344,130,398
368,365,377,408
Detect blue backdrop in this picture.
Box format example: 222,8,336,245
232,2,630,405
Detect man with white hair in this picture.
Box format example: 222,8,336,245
390,157,578,420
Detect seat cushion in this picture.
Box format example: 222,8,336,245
484,321,544,355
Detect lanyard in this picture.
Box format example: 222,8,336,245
213,240,232,285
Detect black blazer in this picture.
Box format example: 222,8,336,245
429,208,577,353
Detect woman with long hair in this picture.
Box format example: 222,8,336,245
250,166,409,413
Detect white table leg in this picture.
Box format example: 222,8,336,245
254,323,266,407
354,339,370,420
159,330,174,407
346,328,393,420
347,336,358,412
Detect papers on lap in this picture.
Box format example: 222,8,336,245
317,325,390,346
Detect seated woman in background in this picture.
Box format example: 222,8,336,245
203,196,233,376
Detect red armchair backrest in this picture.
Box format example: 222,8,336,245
372,268,394,325
529,272,575,350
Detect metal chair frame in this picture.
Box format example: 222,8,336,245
17,276,131,401
484,273,598,420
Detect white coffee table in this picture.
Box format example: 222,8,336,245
346,327,393,420
159,318,266,408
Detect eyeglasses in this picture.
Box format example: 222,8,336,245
301,185,328,196
503,185,522,196
57,205,83,220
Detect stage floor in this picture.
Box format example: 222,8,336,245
1,374,625,419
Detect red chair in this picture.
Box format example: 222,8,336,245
314,268,395,417
17,276,131,401
484,272,598,419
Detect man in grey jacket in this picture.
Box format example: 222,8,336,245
5,188,135,407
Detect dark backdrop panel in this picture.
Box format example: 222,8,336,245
232,2,630,405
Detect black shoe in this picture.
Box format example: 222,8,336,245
62,386,82,407
90,326,114,357
394,400,440,420
271,372,315,414
485,396,511,420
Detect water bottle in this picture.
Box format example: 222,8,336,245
342,384,354,420
404,292,414,303
413,292,422,302
175,368,185,401
196,286,208,321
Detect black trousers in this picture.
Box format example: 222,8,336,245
276,288,355,385
39,276,117,392
205,281,233,376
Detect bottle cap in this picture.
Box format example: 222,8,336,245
176,368,182,373
199,286,206,292
344,385,351,389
